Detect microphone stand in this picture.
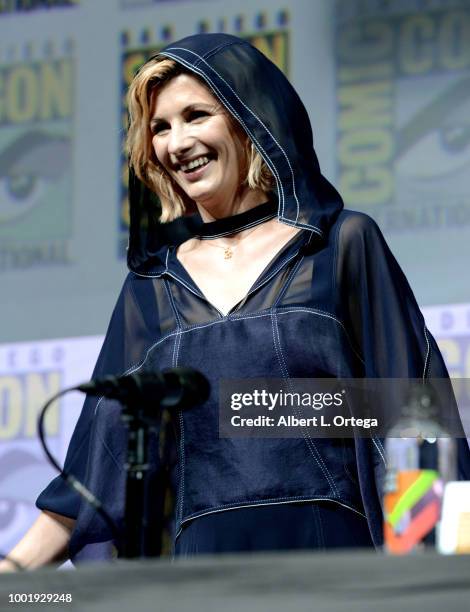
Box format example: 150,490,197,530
120,400,173,559
76,367,209,559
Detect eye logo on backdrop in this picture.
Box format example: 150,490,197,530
118,10,290,257
0,344,63,552
0,41,74,271
0,336,102,554
335,0,470,234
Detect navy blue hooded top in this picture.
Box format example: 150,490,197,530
36,33,469,561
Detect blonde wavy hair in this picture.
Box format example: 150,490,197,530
126,56,274,222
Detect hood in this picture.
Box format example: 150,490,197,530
127,33,343,274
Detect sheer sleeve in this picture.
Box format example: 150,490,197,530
36,274,158,560
335,212,441,379
334,211,470,544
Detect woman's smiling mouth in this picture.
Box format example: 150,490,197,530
179,155,214,181
180,155,211,172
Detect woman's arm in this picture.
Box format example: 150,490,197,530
0,511,75,572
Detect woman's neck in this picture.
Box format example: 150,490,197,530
195,188,268,222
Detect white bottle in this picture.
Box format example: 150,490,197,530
383,384,457,554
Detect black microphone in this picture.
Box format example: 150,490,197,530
76,367,210,409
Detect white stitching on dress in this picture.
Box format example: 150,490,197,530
250,248,302,293
98,306,365,384
375,437,386,456
423,324,431,381
271,309,288,377
93,396,104,418
281,218,323,234
163,280,182,367
273,255,304,306
89,306,364,521
372,437,386,466
230,307,365,365
177,409,185,523
278,308,364,364
163,280,185,518
94,428,123,471
135,243,307,315
136,266,202,294
198,40,239,61
270,309,339,498
178,497,366,529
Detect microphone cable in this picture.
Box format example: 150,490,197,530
32,368,209,560
37,387,122,550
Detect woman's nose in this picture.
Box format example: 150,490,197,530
167,124,193,158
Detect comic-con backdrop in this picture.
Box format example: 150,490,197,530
1,0,470,553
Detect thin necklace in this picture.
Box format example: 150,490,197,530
199,224,262,260
194,200,278,260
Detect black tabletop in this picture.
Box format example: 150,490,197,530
1,550,469,612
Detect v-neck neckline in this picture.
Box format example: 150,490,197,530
166,228,308,316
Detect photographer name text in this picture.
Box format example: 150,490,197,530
230,415,378,429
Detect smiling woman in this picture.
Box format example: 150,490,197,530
149,73,264,220
126,57,298,315
2,32,468,570
127,57,274,223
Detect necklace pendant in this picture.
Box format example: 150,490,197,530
224,247,233,260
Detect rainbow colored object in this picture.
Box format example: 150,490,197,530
384,469,443,554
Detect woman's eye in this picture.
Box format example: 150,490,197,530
150,111,208,134
188,110,208,121
151,123,168,135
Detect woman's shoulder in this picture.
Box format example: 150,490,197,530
333,209,385,250
336,208,381,232
123,268,167,301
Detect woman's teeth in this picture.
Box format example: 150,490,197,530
181,156,210,173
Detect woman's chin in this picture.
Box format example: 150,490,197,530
192,196,231,219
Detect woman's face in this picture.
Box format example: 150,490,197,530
150,73,247,217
